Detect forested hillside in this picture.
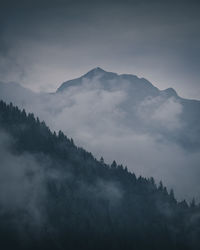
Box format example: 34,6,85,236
0,100,200,250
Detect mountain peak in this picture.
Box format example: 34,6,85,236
92,67,105,72
162,88,178,97
83,67,107,78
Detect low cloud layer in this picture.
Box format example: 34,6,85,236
138,96,183,131
0,127,123,231
0,75,199,201
0,131,47,226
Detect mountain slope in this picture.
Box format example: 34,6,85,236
0,100,200,250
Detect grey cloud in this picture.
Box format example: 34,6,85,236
0,131,47,226
0,76,199,202
0,125,124,230
0,0,200,97
0,0,200,201
137,96,183,131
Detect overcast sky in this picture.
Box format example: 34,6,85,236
0,0,200,99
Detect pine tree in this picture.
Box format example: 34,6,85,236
190,198,196,208
158,181,163,191
111,160,117,169
169,189,175,202
100,157,104,165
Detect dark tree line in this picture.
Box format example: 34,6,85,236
0,100,200,250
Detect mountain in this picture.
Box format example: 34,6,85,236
0,100,200,250
58,67,200,150
0,69,200,201
57,67,179,99
57,67,160,99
